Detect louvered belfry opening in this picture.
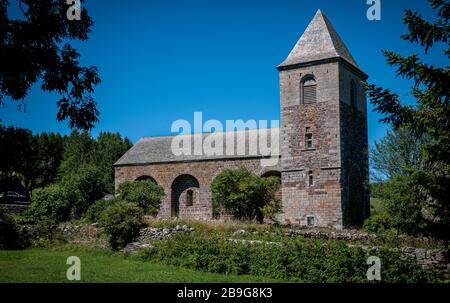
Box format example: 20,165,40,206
302,76,317,104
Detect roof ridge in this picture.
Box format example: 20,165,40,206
140,127,279,140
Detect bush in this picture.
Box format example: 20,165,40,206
98,201,144,250
0,207,29,249
61,163,110,218
28,184,71,223
84,199,117,223
377,176,429,236
116,180,164,215
211,169,280,223
139,232,438,282
363,211,392,234
29,219,64,247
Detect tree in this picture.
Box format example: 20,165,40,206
94,132,132,193
0,124,31,196
116,180,164,216
211,169,280,223
60,163,109,217
370,127,426,180
0,0,100,130
58,129,95,176
33,133,65,188
59,130,132,194
0,124,64,198
365,0,450,239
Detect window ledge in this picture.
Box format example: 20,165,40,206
301,148,316,152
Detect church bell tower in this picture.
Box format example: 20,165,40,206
277,10,370,228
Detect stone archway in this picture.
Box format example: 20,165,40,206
261,170,282,202
135,175,157,184
170,174,200,218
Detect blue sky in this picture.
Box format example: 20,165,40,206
1,0,446,146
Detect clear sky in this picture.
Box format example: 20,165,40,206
1,0,446,146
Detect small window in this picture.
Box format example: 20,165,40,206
350,80,357,108
305,128,313,149
302,75,317,104
186,190,194,206
308,170,314,187
307,216,315,227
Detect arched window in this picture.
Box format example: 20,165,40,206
350,80,357,108
301,75,317,104
186,190,194,207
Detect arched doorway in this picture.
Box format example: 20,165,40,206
170,174,200,218
261,171,282,202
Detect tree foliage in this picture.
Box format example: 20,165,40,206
28,184,71,223
370,127,427,180
211,169,281,223
366,0,450,239
117,180,164,216
0,0,100,130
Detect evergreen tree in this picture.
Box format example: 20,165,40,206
366,0,449,239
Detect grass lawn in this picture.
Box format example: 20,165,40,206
0,246,276,283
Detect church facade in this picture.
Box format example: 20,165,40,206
114,10,370,229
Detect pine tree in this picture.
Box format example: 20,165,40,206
366,0,449,239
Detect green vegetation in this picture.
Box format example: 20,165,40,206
211,168,281,222
365,0,450,240
116,180,165,216
28,184,72,223
139,231,439,283
98,201,144,250
0,0,100,130
0,246,275,283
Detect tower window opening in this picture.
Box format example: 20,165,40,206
302,76,317,104
305,127,313,149
308,170,314,187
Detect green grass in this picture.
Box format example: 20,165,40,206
0,246,277,283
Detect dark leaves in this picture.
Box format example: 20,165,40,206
0,0,99,130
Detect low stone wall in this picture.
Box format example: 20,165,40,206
55,223,449,278
57,223,108,247
122,225,194,252
239,228,450,278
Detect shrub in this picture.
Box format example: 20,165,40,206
99,201,144,250
211,169,280,223
61,163,110,217
377,176,429,236
363,211,392,234
28,184,71,223
29,219,64,247
116,180,164,215
139,232,438,282
84,198,117,223
0,207,29,249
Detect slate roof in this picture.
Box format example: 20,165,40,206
114,128,280,166
278,10,359,69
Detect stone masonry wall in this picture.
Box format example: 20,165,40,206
115,158,281,220
279,62,343,228
339,63,370,227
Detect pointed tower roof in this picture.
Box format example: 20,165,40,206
278,10,359,70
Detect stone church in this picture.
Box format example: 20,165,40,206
114,10,370,229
